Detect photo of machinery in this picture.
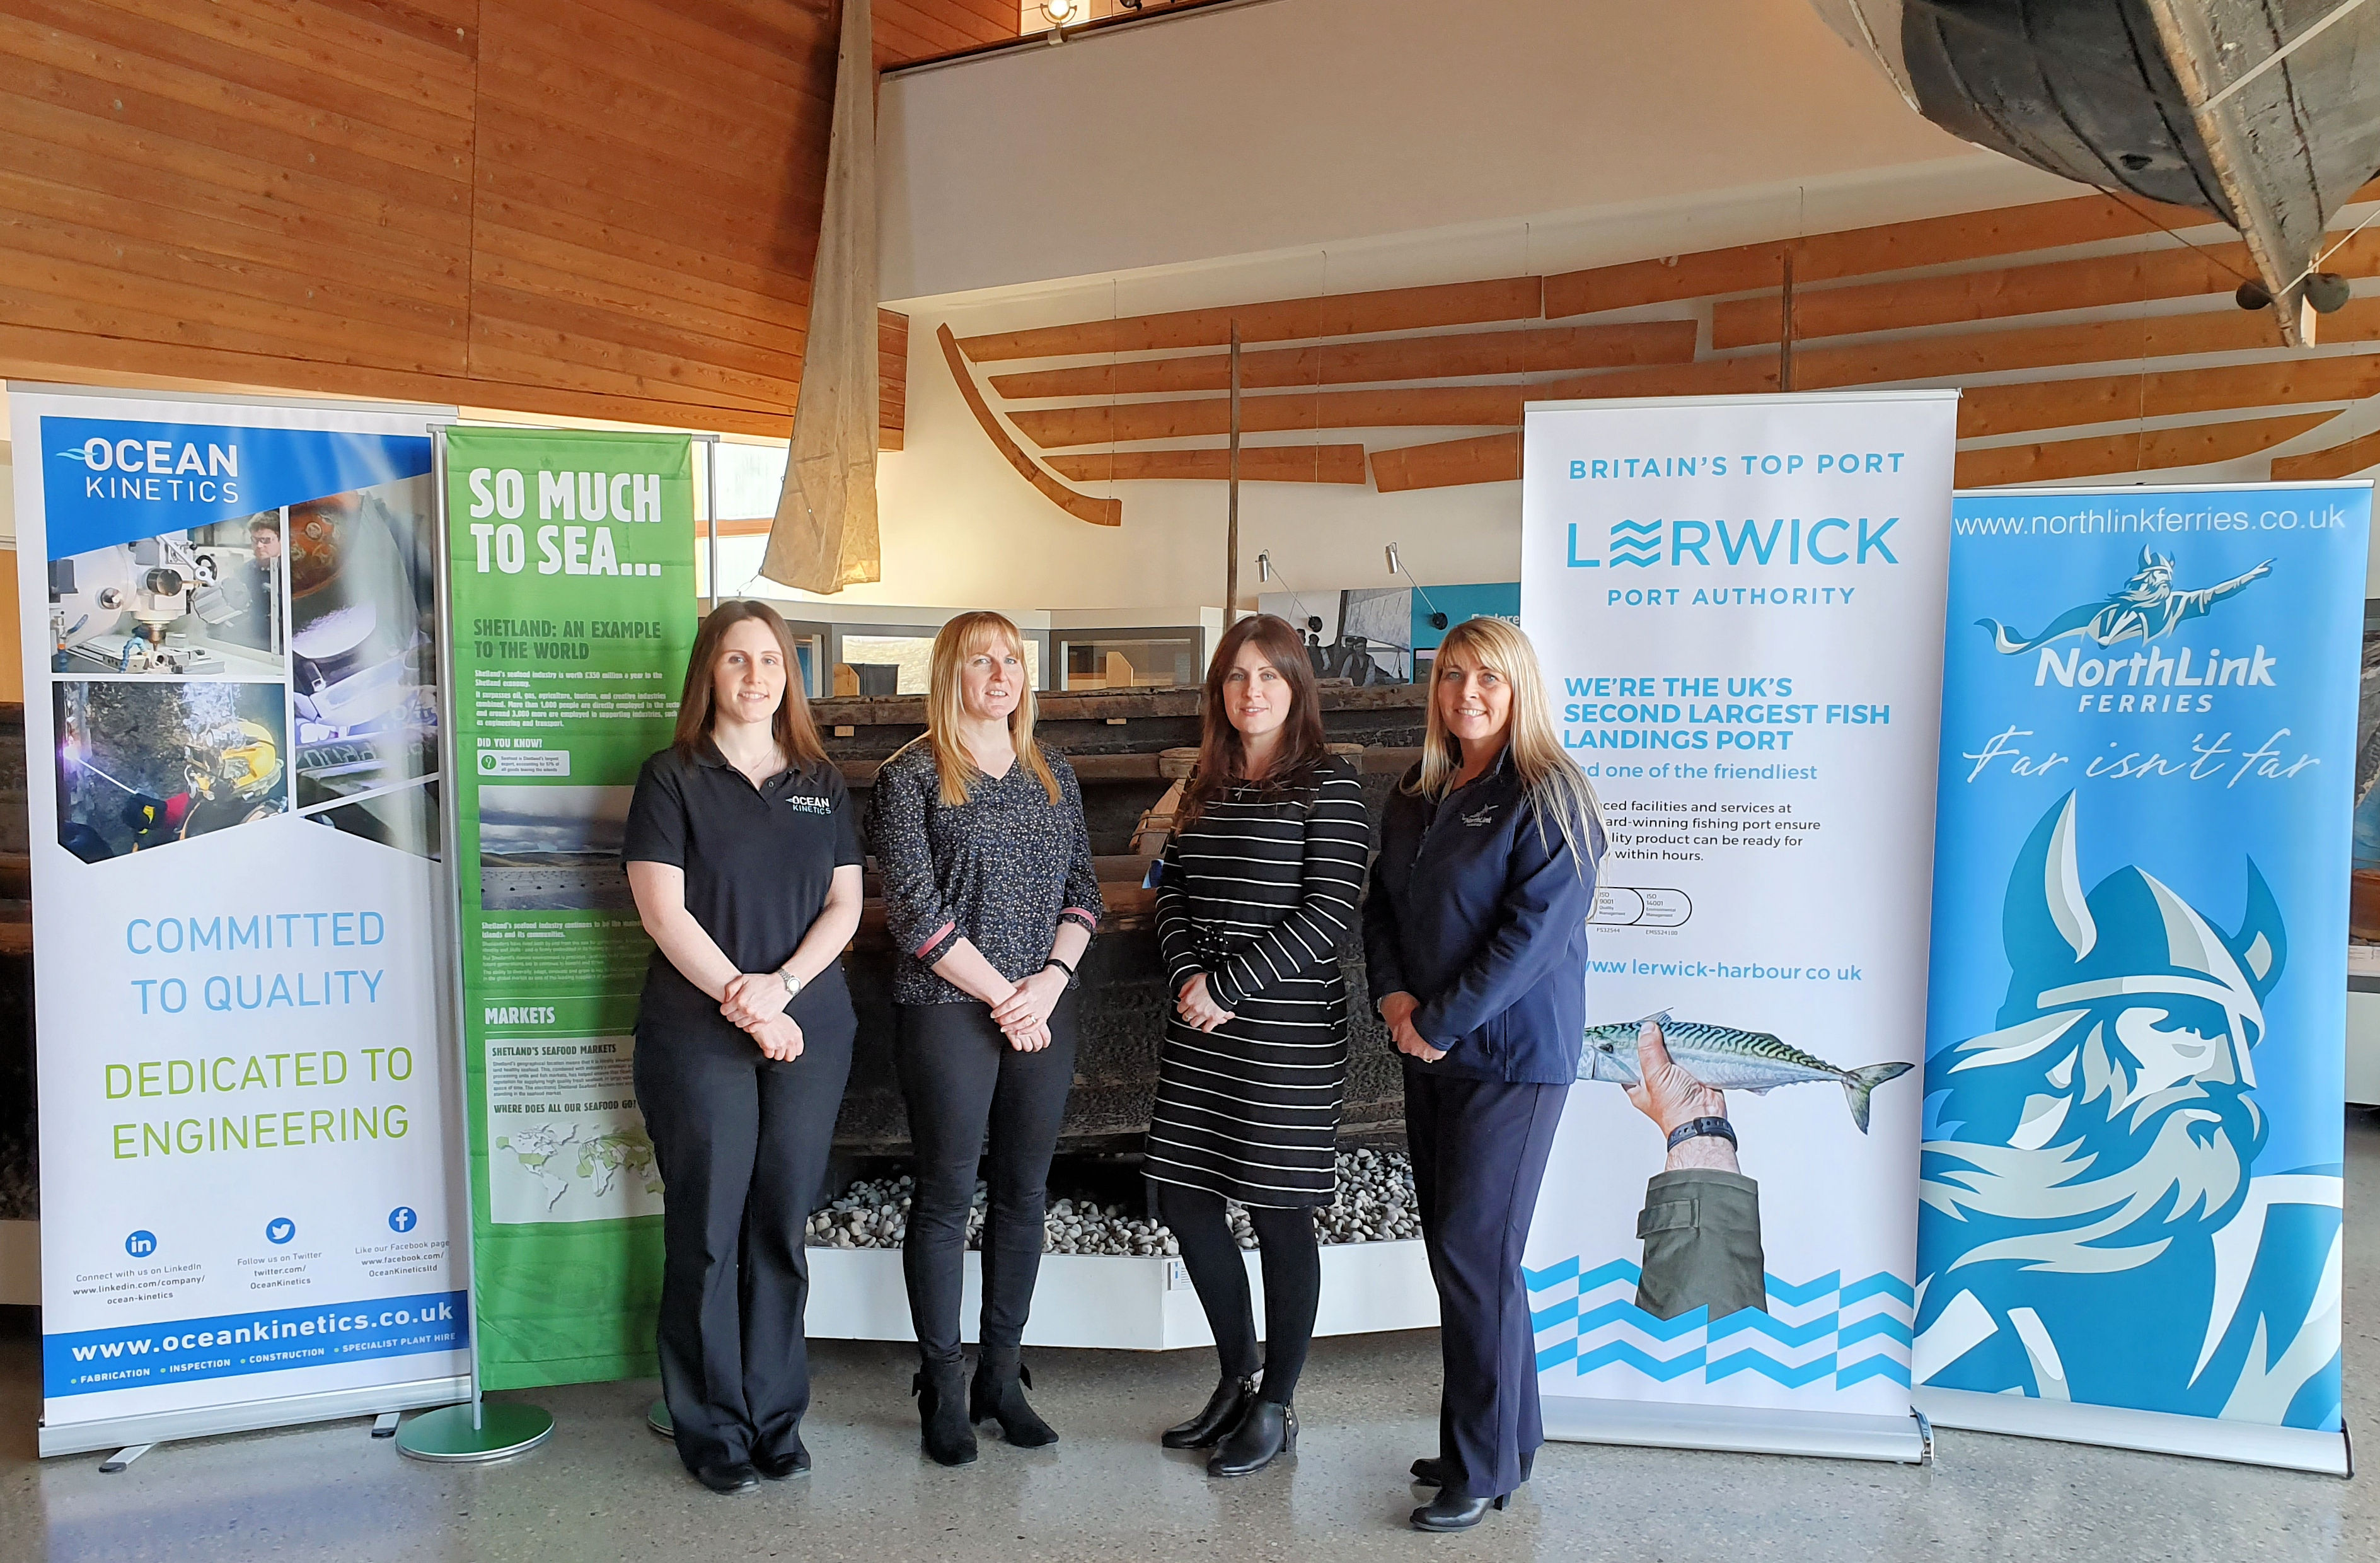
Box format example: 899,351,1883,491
53,681,289,863
286,477,441,811
477,785,635,910
309,779,441,861
45,516,286,679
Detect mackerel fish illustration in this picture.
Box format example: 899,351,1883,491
1578,1011,1914,1134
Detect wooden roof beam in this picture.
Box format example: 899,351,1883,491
985,320,1695,399
1046,446,1368,484
1955,410,2339,488
954,277,1544,363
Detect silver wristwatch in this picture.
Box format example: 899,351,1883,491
780,967,802,999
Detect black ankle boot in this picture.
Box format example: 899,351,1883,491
911,1358,978,1466
1162,1375,1257,1449
1410,1492,1508,1531
1206,1398,1296,1478
970,1349,1058,1447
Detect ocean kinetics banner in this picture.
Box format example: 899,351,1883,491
1916,483,2371,1475
439,427,696,1390
1518,392,1957,1461
10,385,468,1456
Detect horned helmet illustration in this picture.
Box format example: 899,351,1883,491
1934,792,2284,1204
2120,548,2178,604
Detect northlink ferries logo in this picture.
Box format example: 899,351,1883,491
1916,794,2340,1427
1980,548,2270,652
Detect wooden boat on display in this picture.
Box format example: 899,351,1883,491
1808,0,2380,343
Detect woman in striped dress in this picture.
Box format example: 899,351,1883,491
1146,613,1372,1479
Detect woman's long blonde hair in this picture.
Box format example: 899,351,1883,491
1412,617,1604,866
915,610,1059,807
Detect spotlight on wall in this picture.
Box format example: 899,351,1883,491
1385,543,1447,630
1041,0,1078,44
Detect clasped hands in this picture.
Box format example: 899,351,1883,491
720,971,804,1062
989,966,1066,1052
1174,972,1234,1032
1377,991,1444,1062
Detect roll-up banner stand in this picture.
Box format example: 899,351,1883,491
433,427,696,1399
1915,480,2370,1477
1518,391,1957,1461
9,384,470,1458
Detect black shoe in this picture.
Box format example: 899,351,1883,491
1163,1376,1257,1450
693,1461,760,1495
754,1444,811,1480
970,1350,1058,1448
1409,1492,1507,1531
912,1360,979,1467
1206,1398,1296,1479
1411,1450,1529,1488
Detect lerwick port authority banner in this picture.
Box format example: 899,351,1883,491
441,427,695,1389
1916,482,2369,1476
13,385,467,1456
1520,392,1957,1461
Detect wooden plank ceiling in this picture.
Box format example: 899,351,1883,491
942,180,2380,516
0,0,944,440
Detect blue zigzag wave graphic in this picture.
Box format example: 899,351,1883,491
1527,1256,1912,1393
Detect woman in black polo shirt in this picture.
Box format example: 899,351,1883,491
623,600,863,1496
869,610,1101,1467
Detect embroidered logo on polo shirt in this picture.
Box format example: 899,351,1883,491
785,794,834,815
1460,805,1498,828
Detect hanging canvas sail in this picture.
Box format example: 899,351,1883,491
764,0,883,593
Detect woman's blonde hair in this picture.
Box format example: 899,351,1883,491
1412,617,1604,866
916,610,1060,807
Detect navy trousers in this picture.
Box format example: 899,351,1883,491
1404,1067,1567,1501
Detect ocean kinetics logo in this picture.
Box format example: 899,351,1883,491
1979,550,2280,716
1915,794,2339,1427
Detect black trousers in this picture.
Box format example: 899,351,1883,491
895,995,1078,1364
1405,1068,1567,1501
634,997,853,1472
1155,1183,1320,1403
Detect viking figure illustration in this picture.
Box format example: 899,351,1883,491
1977,548,2271,653
1915,794,2342,1428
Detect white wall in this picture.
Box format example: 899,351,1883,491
879,0,2061,303
850,0,2110,618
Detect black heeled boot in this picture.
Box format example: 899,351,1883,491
1206,1398,1296,1478
911,1357,978,1467
1409,1492,1508,1531
1162,1375,1257,1450
970,1348,1058,1447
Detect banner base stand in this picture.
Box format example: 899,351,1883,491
395,1402,555,1463
1542,1395,1929,1463
647,1399,672,1439
41,1373,471,1459
1915,1386,2350,1477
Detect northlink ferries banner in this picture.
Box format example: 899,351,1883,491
1518,391,1956,1460
1915,482,2369,1475
441,427,695,1389
10,385,468,1456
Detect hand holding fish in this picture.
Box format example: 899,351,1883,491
1624,1020,1736,1172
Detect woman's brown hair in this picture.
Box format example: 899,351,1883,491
672,600,828,769
1179,613,1329,829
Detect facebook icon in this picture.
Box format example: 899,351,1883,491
388,1207,417,1234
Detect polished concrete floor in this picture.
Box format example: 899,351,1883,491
5,1117,2376,1562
